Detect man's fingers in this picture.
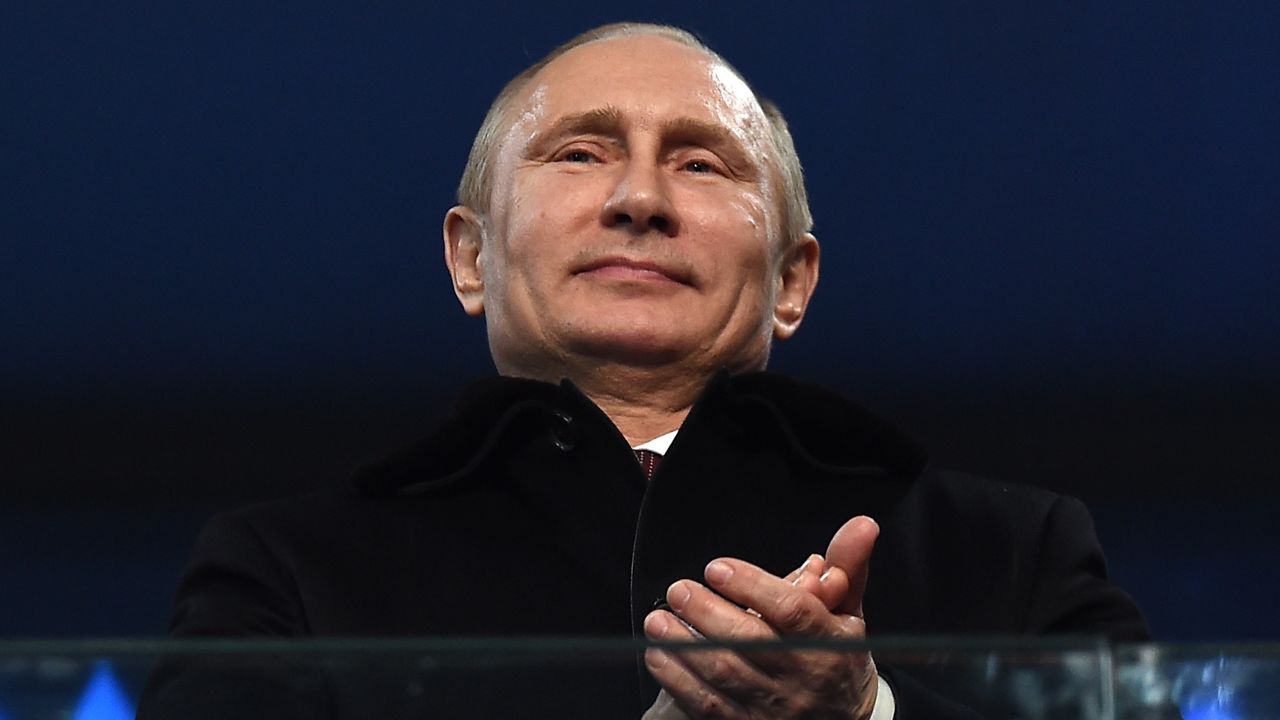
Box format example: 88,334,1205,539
783,553,825,586
645,570,878,720
824,516,879,617
664,579,776,640
644,646,750,719
640,689,693,720
699,559,849,638
813,564,850,611
787,553,849,610
644,610,757,718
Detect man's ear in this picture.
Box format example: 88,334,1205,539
773,233,820,340
443,205,486,317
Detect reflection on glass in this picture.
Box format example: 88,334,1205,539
1117,645,1280,720
71,662,133,720
0,640,1276,719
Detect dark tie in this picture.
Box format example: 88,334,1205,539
633,449,662,481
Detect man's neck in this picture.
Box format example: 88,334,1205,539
573,365,712,445
586,395,689,447
502,361,715,446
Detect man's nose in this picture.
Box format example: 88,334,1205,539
600,160,680,237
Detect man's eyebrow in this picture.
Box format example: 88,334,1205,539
659,117,758,177
524,109,761,177
525,107,625,156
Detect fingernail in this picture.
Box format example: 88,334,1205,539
667,581,691,611
705,560,733,584
647,648,668,669
644,611,669,638
819,567,833,583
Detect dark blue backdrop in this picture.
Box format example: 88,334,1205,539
2,1,1278,639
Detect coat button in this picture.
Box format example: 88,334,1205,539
548,408,576,451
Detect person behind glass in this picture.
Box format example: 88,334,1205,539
149,22,1148,720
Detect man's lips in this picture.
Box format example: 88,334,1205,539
574,257,693,285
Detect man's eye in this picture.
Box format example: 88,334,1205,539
682,159,716,174
559,150,597,163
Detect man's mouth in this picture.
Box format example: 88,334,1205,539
574,256,693,286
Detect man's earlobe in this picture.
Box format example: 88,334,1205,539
773,233,820,340
773,302,805,339
443,206,487,317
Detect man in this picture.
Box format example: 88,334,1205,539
147,22,1146,719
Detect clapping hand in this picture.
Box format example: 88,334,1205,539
642,516,881,719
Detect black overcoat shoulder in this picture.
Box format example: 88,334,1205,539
148,372,1147,718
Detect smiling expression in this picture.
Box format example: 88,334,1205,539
445,34,818,381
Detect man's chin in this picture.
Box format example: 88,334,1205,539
567,334,689,368
559,323,772,375
555,325,696,363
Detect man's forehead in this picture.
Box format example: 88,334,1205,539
512,35,769,144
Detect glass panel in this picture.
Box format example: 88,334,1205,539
0,638,1114,719
6,640,1280,718
1116,644,1280,720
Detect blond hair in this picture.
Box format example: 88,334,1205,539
455,22,814,242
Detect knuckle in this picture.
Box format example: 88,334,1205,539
754,685,790,712
694,689,730,717
788,691,817,715
705,654,736,686
773,591,814,632
726,612,766,638
843,614,868,638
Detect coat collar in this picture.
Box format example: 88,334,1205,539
352,375,587,496
719,372,926,478
352,371,926,496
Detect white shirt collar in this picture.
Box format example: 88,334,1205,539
632,429,678,456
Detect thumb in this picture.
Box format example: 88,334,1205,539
824,515,879,617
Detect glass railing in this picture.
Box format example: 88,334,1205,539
0,638,1272,719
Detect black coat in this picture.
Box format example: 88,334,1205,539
146,372,1147,718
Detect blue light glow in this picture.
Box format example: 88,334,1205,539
71,661,134,720
1182,702,1238,720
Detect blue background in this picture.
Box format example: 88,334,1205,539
2,1,1278,640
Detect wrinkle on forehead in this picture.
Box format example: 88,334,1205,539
507,38,772,155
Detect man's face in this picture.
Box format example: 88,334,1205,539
446,34,817,379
